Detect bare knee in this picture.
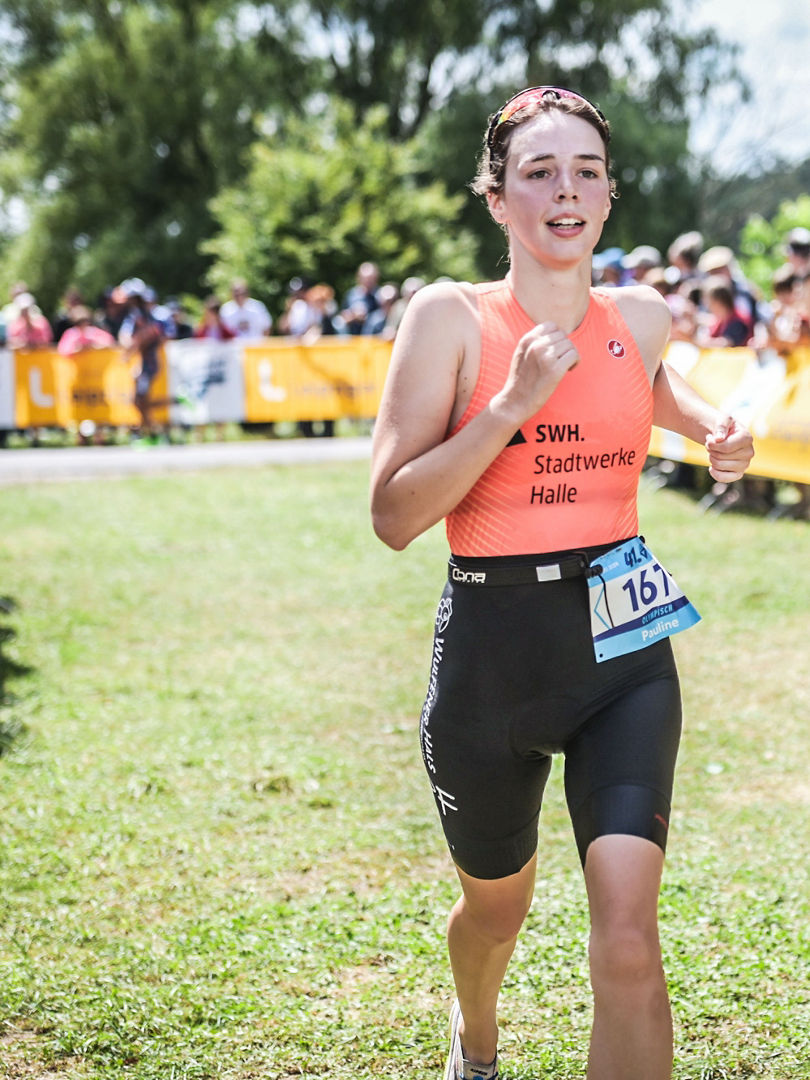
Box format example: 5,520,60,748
589,922,663,989
451,859,536,946
457,892,531,945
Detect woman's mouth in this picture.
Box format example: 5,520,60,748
547,216,585,235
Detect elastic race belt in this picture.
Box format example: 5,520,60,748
448,552,595,587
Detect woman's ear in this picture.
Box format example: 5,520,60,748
487,190,509,226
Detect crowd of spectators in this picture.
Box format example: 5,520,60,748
0,234,808,507
2,228,808,361
591,226,810,354
0,263,428,371
590,227,810,519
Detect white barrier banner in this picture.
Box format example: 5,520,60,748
164,339,245,425
0,350,15,429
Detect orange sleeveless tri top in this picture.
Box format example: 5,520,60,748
445,280,653,556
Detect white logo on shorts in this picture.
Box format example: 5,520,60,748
436,597,453,632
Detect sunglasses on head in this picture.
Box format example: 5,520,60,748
486,86,608,149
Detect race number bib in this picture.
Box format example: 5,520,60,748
587,537,701,663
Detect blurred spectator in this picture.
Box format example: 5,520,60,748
697,246,760,333
57,307,116,356
766,265,802,352
797,270,810,345
298,284,342,438
642,268,698,342
277,277,311,335
118,281,169,433
285,279,328,338
6,293,53,348
1,281,41,326
785,227,810,278
194,296,236,341
53,286,86,342
622,245,662,282
363,282,399,337
100,285,130,339
666,231,703,288
386,276,426,337
696,277,752,347
220,279,272,339
340,261,380,334
299,284,341,342
592,247,625,286
641,268,670,298
166,300,193,340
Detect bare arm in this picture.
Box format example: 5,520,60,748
652,362,754,482
616,285,754,484
370,283,580,550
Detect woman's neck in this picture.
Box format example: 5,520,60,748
505,258,593,334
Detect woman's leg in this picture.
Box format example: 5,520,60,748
584,834,672,1080
446,854,538,1065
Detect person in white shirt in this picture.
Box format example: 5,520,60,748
219,279,272,339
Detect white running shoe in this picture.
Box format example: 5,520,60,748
444,1000,499,1080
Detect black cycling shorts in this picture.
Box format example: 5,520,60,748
419,542,682,880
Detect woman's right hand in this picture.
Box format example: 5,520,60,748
493,321,580,425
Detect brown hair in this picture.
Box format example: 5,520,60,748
704,276,735,312
471,93,616,200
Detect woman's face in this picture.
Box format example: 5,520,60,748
487,110,612,271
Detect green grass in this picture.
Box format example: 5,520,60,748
0,463,808,1079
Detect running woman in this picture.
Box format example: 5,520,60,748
370,87,754,1080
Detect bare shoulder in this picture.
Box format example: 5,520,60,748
605,284,672,378
398,279,479,335
372,281,482,474
387,279,481,388
608,284,672,338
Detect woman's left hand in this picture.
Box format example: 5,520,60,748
705,417,755,483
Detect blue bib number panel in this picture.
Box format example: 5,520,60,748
588,538,701,663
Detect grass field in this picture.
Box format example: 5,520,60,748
0,461,808,1080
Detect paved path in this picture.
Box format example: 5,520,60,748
0,437,373,486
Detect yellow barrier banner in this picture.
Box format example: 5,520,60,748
242,336,392,423
749,364,810,484
71,349,143,428
3,338,808,485
648,345,810,483
7,347,172,430
13,350,76,429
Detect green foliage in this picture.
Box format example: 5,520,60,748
414,2,744,274
306,0,496,139
0,1,317,311
738,195,810,296
697,157,810,251
203,101,479,311
0,0,750,310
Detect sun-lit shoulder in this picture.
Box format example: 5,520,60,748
608,283,671,330
606,284,672,375
397,279,478,328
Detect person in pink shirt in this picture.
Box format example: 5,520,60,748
6,293,53,348
57,307,116,356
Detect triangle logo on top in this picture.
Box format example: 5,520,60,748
506,428,527,447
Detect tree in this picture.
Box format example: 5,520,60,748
412,1,745,275
0,0,747,311
300,0,499,140
697,156,810,252
0,0,317,313
202,101,479,314
738,194,810,297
